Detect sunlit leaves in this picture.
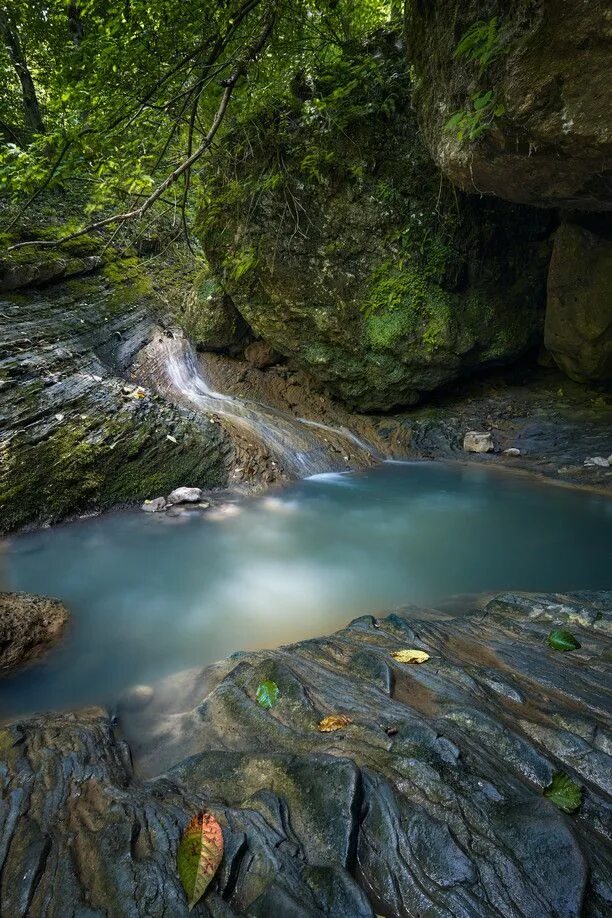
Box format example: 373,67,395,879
318,713,353,732
1,0,394,227
544,772,582,814
256,679,279,709
391,649,430,664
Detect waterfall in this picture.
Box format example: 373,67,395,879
157,335,377,477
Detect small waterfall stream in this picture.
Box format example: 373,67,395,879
157,335,377,477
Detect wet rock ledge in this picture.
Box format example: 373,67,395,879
1,590,610,916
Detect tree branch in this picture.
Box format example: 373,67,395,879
9,4,276,252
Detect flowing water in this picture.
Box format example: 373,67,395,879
160,337,376,475
2,461,611,718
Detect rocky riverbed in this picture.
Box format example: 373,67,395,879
0,590,610,916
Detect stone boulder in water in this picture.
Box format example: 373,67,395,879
198,33,551,411
0,591,69,674
1,590,610,915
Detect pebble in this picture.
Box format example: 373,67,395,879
584,456,610,468
141,497,167,512
503,448,521,457
166,487,203,505
463,431,494,453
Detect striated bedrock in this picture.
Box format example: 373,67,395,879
198,33,551,412
545,221,612,383
0,590,610,915
0,252,233,533
0,591,69,674
405,0,612,211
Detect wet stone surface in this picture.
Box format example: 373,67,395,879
0,590,610,916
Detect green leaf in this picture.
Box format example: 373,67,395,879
256,680,279,709
544,772,582,814
547,629,581,652
445,111,464,131
177,812,224,911
473,90,493,110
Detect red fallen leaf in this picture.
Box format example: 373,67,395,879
177,811,223,910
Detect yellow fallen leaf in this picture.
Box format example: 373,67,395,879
318,714,352,732
391,649,430,664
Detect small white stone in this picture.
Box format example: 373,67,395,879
141,497,167,512
584,456,610,468
166,486,203,505
463,431,494,453
503,448,521,457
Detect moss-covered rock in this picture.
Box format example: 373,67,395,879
0,254,233,533
405,1,612,210
198,32,551,410
178,271,250,351
545,221,612,382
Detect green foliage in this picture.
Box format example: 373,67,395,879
547,629,581,652
445,91,505,142
256,679,280,709
0,0,395,243
544,772,583,814
445,16,506,144
453,17,504,74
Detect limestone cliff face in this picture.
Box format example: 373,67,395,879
405,0,612,211
198,34,552,412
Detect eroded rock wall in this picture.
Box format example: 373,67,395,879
0,252,233,532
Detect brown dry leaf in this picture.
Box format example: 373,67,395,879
391,649,430,664
318,714,353,732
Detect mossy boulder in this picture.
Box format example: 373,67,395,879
405,1,612,210
545,221,612,382
198,32,551,410
0,592,69,674
178,272,250,351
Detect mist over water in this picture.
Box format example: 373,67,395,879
3,461,611,718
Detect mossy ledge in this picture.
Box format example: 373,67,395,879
198,30,552,411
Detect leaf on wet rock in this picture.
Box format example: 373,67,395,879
391,649,430,664
544,772,582,813
318,714,352,732
256,679,279,709
177,811,223,911
547,629,581,652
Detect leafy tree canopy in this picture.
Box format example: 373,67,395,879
0,0,398,244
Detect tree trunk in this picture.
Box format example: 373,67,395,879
0,9,44,137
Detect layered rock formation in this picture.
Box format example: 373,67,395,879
199,33,551,411
0,591,610,915
0,250,233,533
405,0,612,210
